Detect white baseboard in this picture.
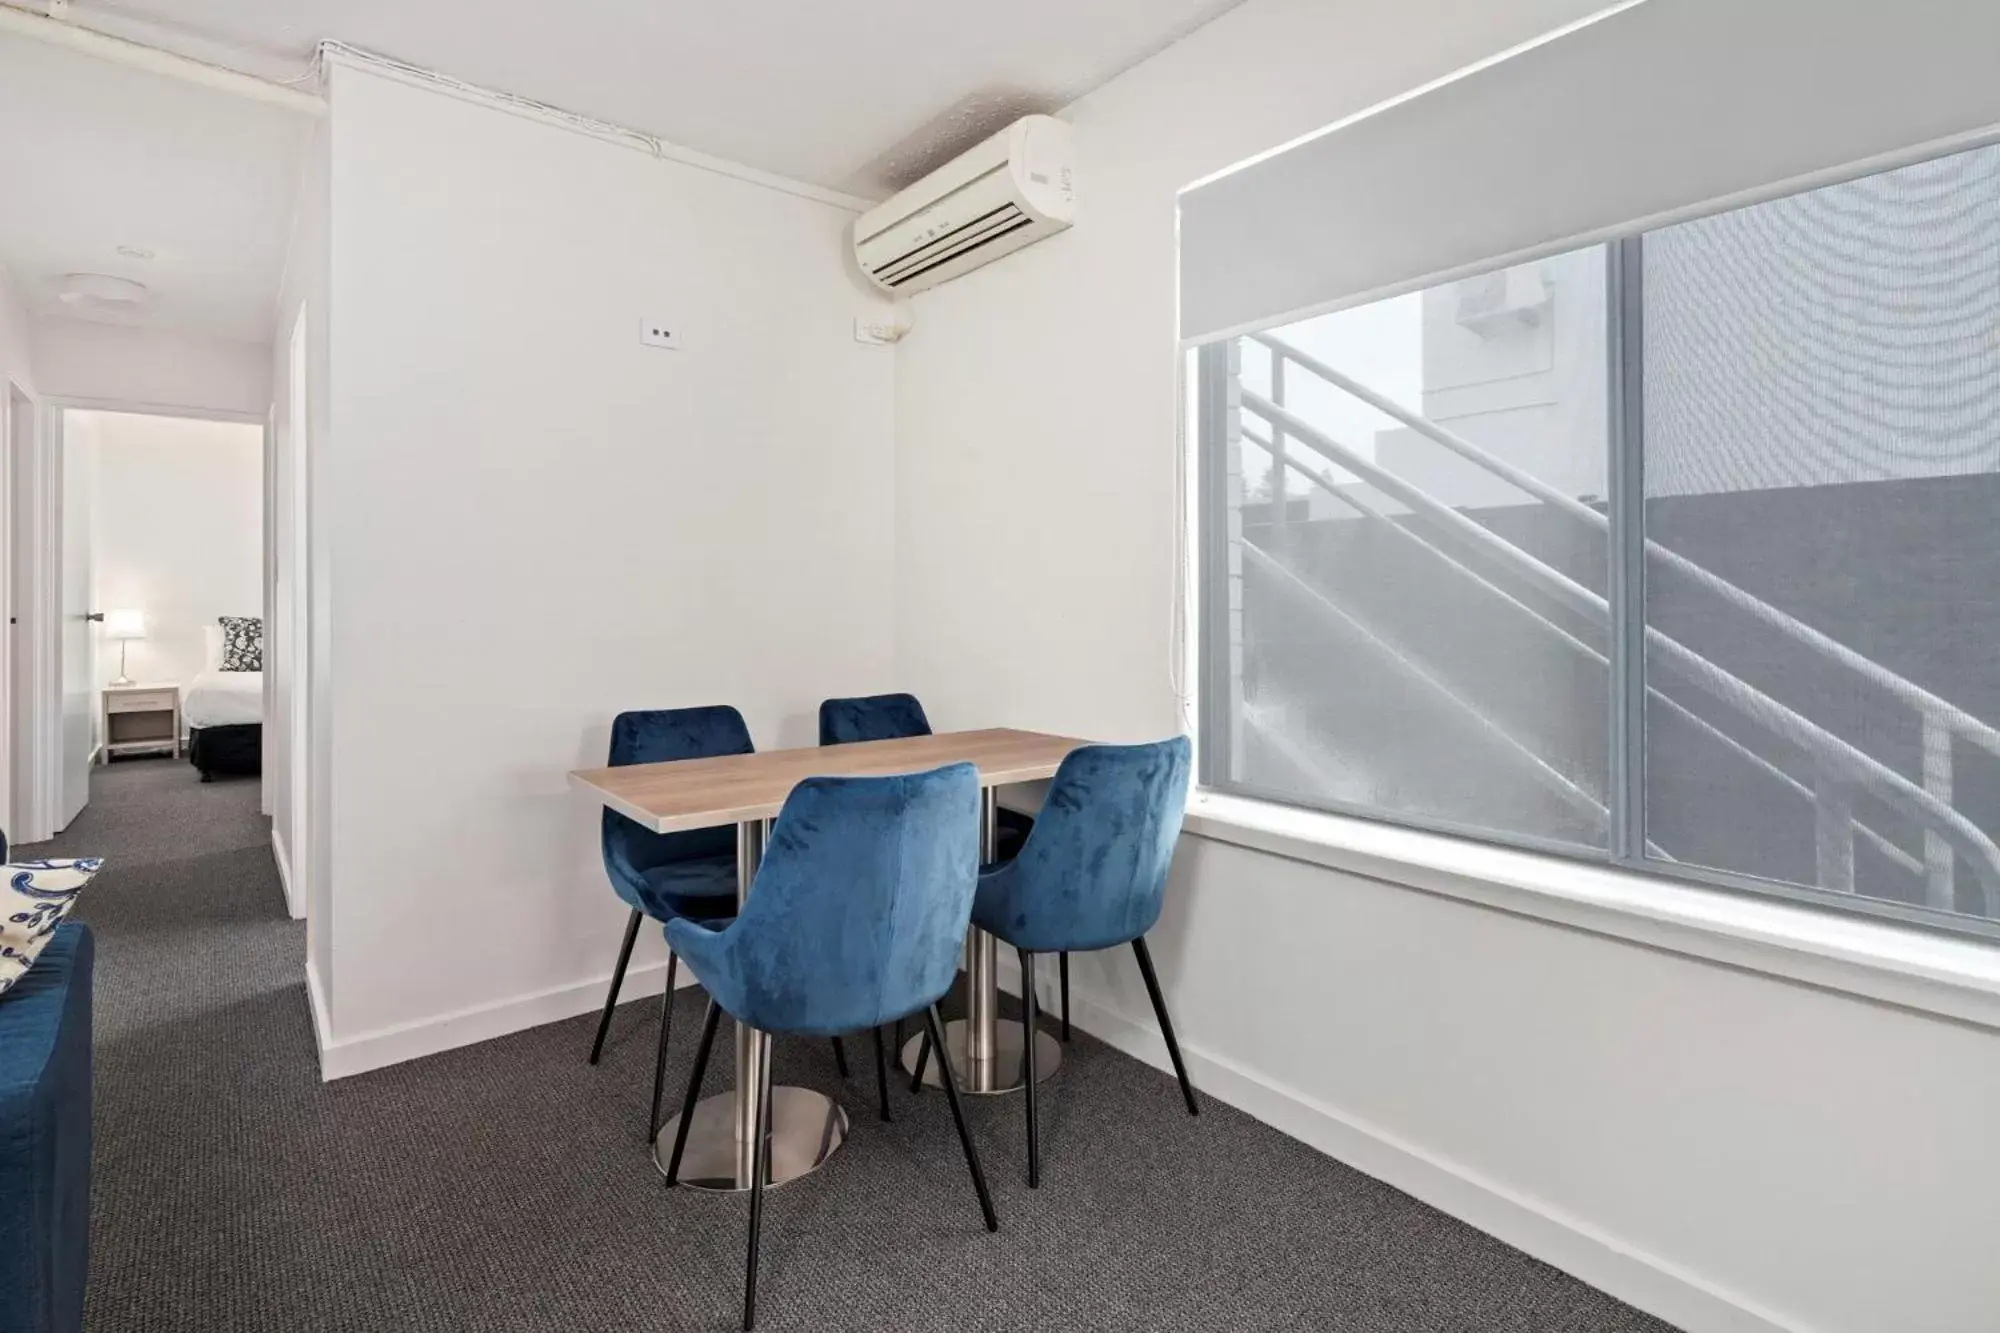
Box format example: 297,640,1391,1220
315,954,701,1082
305,954,333,1077
270,828,304,919
993,957,1803,1333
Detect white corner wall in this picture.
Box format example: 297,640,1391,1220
270,115,331,976
892,2,2000,1331
30,315,270,418
894,0,1619,741
87,411,262,691
316,63,901,1058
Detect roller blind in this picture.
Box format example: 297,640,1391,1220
1178,0,2000,343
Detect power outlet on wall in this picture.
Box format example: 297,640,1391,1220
640,319,680,350
854,317,909,346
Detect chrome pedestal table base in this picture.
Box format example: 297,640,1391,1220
900,1014,1062,1095
652,1086,849,1192
655,817,849,1194
900,789,1061,1095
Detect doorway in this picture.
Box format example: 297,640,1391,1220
21,405,267,839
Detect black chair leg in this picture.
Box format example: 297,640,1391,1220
1131,937,1198,1116
647,951,681,1142
743,1031,775,1332
1059,951,1071,1042
665,999,724,1184
925,1004,999,1232
872,1025,893,1122
830,1036,850,1078
588,908,644,1064
908,1023,931,1094
1017,949,1041,1187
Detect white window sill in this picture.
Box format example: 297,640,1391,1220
1184,791,2000,1032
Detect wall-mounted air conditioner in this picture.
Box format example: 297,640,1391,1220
853,115,1074,297
1453,265,1550,338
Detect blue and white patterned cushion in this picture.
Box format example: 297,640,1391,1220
0,857,101,996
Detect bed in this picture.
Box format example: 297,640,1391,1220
186,624,263,781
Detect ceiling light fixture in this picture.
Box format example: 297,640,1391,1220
57,273,149,309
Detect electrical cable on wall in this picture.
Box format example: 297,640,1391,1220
316,40,669,161
0,1,324,113
308,40,867,212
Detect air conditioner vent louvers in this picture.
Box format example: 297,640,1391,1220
872,204,1033,288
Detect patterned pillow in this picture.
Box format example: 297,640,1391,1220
0,858,102,996
219,615,263,672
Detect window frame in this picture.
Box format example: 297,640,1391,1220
1192,203,2000,947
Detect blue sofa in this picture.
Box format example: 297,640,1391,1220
0,922,92,1333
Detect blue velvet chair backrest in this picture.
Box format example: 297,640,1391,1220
987,737,1192,953
698,763,980,1035
600,706,754,914
818,693,932,746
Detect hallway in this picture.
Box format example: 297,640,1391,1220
28,760,312,1329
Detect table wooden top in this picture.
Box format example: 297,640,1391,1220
569,727,1090,833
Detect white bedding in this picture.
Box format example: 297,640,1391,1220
185,670,264,729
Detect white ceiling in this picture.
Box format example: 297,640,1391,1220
0,30,313,344
60,0,1248,196
0,0,1246,347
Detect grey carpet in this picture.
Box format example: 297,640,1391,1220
31,758,1679,1332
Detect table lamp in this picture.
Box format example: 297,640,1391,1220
105,609,146,686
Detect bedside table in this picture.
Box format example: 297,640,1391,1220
103,684,182,760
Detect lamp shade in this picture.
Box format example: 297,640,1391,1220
104,609,146,640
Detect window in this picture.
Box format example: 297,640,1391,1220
1196,140,2000,937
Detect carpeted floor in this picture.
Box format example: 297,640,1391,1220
34,758,1678,1332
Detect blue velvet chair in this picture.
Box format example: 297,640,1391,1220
816,691,932,746
0,922,92,1333
589,706,860,1139
959,736,1197,1187
818,693,1070,1039
663,764,998,1331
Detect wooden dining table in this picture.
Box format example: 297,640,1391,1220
569,726,1086,1192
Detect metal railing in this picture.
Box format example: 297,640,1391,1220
1239,537,1611,826
1232,336,2000,912
1239,423,1923,880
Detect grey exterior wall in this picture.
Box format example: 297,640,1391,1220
1645,141,2000,496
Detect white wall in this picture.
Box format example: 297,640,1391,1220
85,411,262,692
892,2,2000,1331
317,63,900,1049
0,267,33,397
270,115,330,950
1131,832,2000,1333
30,315,270,418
